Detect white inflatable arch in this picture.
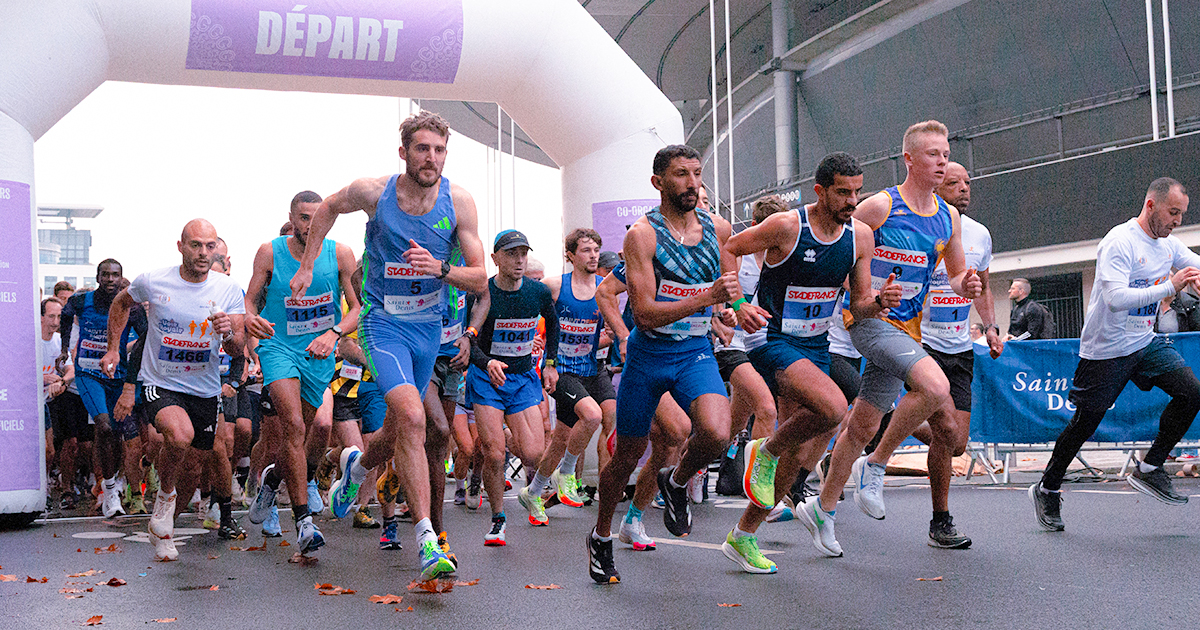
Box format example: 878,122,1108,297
0,0,682,518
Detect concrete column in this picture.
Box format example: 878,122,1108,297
771,0,797,182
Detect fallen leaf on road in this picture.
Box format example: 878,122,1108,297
368,594,403,604
103,578,126,587
287,554,318,566
315,583,355,596
916,576,944,582
93,544,121,554
718,603,742,607
524,584,563,590
53,534,60,538
26,576,48,583
207,555,219,560
0,575,17,582
69,570,102,578
208,585,219,591
76,549,83,553
152,618,176,623
60,588,83,594
407,579,455,593
85,615,103,626
278,540,290,547
455,579,479,586
65,594,84,599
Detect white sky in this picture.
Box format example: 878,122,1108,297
33,81,565,289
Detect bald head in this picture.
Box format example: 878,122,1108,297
937,162,971,212
181,219,218,242
178,219,220,280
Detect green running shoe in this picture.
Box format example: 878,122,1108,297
419,539,456,581
518,486,548,526
721,530,777,574
553,470,584,508
742,438,779,509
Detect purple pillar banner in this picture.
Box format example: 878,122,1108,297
187,0,464,84
0,181,38,492
590,199,659,255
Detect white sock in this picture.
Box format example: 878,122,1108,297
669,470,687,489
236,457,251,468
414,517,437,546
1139,461,1158,474
531,472,553,495
558,451,579,475
350,458,368,485
591,528,611,542
733,525,753,539
103,477,118,490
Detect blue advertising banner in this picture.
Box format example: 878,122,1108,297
970,333,1200,443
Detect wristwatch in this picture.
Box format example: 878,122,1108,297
436,260,451,279
331,325,344,336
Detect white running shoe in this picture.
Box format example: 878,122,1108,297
851,456,886,520
202,500,221,529
687,471,707,505
618,516,656,551
154,535,178,562
798,497,842,557
101,480,125,519
149,490,177,561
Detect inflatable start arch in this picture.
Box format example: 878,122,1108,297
0,0,683,518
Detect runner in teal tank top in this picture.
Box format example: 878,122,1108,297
244,190,361,557
816,121,984,556
288,112,487,583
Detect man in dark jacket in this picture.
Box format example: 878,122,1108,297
1006,278,1055,339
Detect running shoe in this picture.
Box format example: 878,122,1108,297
656,467,691,537
722,529,777,574
329,446,362,518
586,533,620,584
218,516,247,540
651,492,665,509
307,479,324,516
465,479,482,511
742,438,779,509
354,505,381,529
419,539,456,581
798,497,843,557
688,470,707,505
453,487,466,506
851,455,886,520
552,470,584,508
438,531,458,570
248,464,277,525
379,519,402,550
154,536,178,563
144,464,160,497
101,480,125,519
59,491,77,511
1128,463,1188,505
261,506,282,537
617,516,656,551
125,492,147,516
484,514,507,546
1028,481,1064,531
376,463,401,506
315,448,337,492
296,515,325,554
202,500,220,529
518,486,548,526
928,515,971,549
149,490,177,562
765,499,796,523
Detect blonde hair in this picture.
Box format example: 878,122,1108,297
902,120,949,154
751,195,789,225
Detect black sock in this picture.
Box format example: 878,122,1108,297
384,515,399,525
264,466,282,490
215,495,232,521
790,468,811,496
307,461,318,482
200,490,211,503
933,510,951,523
293,504,310,524
235,466,250,486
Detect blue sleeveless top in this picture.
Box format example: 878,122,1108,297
74,291,131,381
437,245,467,357
758,207,856,341
259,236,340,353
555,272,604,377
363,175,457,323
867,186,953,340
640,209,722,342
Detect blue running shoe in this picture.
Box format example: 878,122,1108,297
261,505,282,537
248,464,277,525
307,479,324,516
297,515,325,554
419,539,456,581
329,446,362,519
379,519,402,550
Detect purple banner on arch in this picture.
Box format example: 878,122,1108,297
590,199,659,255
187,0,464,84
0,180,39,492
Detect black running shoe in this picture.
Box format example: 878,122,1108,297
657,467,692,537
586,533,620,584
1029,481,1065,531
1128,464,1188,505
217,517,247,540
928,516,971,549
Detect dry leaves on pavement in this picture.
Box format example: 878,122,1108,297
368,594,404,604
524,584,563,590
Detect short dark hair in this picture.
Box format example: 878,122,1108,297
211,254,228,271
1147,177,1187,202
41,297,61,315
815,152,863,188
751,195,789,224
96,258,122,278
400,110,451,149
565,228,602,254
53,280,74,295
291,191,322,214
652,144,702,177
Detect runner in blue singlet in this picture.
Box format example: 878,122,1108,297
587,144,764,584
289,111,486,583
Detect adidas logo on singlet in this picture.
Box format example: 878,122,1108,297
804,249,816,263
434,217,452,230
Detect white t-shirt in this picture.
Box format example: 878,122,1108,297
1080,218,1200,360
921,215,993,354
129,266,246,398
41,332,61,397
828,297,860,359
717,254,767,353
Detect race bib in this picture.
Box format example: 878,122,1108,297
870,245,928,300
157,336,212,375
595,346,610,360
653,280,712,337
781,286,839,337
440,322,462,346
285,291,336,335
77,338,107,372
339,363,363,381
559,318,598,357
383,261,440,316
490,317,538,357
218,348,231,376
1126,278,1158,333
925,293,972,336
